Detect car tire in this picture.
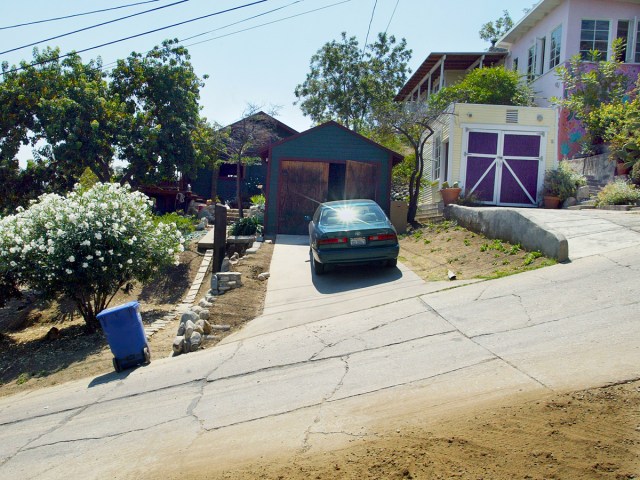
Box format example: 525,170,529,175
313,256,325,275
386,258,398,268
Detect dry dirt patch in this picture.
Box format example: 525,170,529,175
0,240,273,398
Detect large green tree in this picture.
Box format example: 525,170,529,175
294,32,411,133
0,39,208,212
479,10,513,48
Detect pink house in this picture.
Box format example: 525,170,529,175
497,0,640,158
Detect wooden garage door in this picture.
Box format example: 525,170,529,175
278,161,329,234
345,161,377,200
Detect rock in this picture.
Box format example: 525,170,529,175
258,272,270,281
191,305,203,314
202,320,212,334
265,239,273,244
210,275,218,292
177,323,185,336
194,320,205,335
182,338,191,354
195,222,205,231
189,332,202,351
576,185,591,201
205,294,215,303
173,336,184,355
230,252,239,261
184,320,195,339
199,310,210,320
180,311,198,324
199,298,212,308
210,324,231,332
220,257,230,272
562,197,578,208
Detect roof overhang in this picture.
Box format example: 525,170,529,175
394,51,508,101
497,0,563,47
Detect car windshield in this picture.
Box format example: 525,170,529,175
319,205,385,226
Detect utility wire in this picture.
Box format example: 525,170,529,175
183,0,350,48
362,0,378,54
0,0,163,31
0,0,190,56
384,0,400,35
179,0,303,43
1,0,268,76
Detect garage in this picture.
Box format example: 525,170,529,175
261,121,402,236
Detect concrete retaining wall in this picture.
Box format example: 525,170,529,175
448,205,569,262
564,153,615,185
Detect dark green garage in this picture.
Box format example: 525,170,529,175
261,121,403,236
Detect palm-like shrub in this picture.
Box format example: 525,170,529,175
0,183,184,332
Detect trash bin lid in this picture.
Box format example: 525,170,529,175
97,301,140,319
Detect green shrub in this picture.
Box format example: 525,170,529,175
542,162,586,201
154,212,196,235
596,180,640,206
230,216,262,236
250,194,266,206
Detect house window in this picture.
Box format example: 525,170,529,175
432,134,442,182
536,37,546,75
616,20,632,61
635,22,640,62
513,57,519,72
527,45,536,81
549,25,562,68
580,19,610,59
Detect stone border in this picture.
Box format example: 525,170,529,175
143,249,213,339
448,205,569,262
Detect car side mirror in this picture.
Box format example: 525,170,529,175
304,215,311,222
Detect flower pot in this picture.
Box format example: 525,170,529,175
543,195,561,209
440,187,462,206
616,162,630,176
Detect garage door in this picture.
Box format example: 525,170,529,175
278,161,329,234
464,130,544,207
345,161,378,200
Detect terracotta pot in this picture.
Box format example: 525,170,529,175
440,187,462,206
543,195,561,209
616,162,630,176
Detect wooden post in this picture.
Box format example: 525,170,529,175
213,204,227,273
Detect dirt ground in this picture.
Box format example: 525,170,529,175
0,238,273,398
2,223,638,479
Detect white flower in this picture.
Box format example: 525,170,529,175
82,262,88,268
66,269,72,274
67,255,75,262
10,261,17,267
86,255,93,260
127,259,133,264
81,240,91,247
95,232,102,240
95,250,101,256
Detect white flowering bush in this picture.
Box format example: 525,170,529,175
0,183,184,333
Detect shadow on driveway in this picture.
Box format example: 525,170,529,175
309,255,404,294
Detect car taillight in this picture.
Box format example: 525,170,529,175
368,233,397,242
318,237,348,245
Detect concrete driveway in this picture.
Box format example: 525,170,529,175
1,210,639,478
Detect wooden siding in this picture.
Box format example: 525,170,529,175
278,161,329,235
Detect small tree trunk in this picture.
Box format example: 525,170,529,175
236,159,243,218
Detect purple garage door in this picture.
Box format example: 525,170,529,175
465,131,542,206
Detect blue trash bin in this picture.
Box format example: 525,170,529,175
97,301,150,372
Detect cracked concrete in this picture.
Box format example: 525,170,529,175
1,210,640,478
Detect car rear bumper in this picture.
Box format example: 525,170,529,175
312,244,399,265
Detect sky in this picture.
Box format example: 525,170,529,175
1,0,537,141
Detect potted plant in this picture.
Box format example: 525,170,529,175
440,181,462,206
542,163,585,208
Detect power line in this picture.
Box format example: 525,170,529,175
179,0,303,43
1,0,268,77
362,0,378,54
183,0,351,48
0,0,190,56
0,0,164,31
384,0,400,35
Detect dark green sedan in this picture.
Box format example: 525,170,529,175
308,199,399,275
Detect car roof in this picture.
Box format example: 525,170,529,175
319,199,379,209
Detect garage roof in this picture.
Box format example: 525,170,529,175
260,120,404,166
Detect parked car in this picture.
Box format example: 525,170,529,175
308,199,399,275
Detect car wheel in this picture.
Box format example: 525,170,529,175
112,357,121,373
313,256,325,275
386,258,398,268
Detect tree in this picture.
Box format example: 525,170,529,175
0,183,184,332
375,101,436,224
295,32,411,133
217,105,282,218
428,66,533,113
0,39,208,210
479,10,513,48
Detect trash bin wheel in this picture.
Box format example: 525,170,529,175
143,346,151,364
112,357,122,373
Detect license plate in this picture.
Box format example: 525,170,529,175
350,237,366,246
